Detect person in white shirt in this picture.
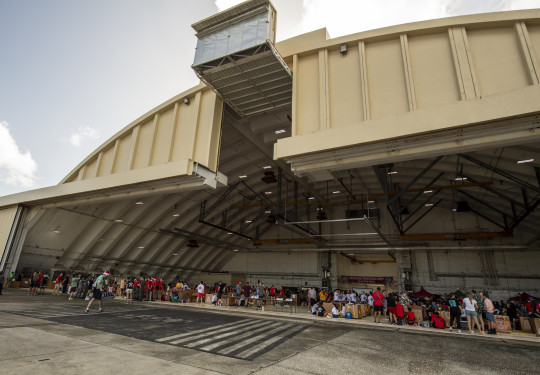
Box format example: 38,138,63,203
334,290,340,302
196,281,205,303
350,292,357,303
361,292,367,304
368,294,374,307
332,304,342,318
463,292,484,335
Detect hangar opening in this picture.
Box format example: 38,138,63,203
1,1,540,300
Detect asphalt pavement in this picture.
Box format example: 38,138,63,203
1,288,539,375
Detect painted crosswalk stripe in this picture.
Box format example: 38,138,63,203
217,323,299,355
169,319,256,345
156,319,254,343
185,321,286,350
231,325,306,359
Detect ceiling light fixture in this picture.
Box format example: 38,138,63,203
454,177,467,181
245,220,252,224
425,203,434,207
263,165,272,169
53,226,61,234
228,232,233,235
138,246,144,249
264,191,272,195
517,158,534,164
239,175,247,178
172,253,178,256
308,197,315,200
265,210,271,214
135,201,144,205
423,190,433,194
333,191,340,194
274,129,286,134
233,249,240,252
172,213,180,217
368,200,375,203
114,219,123,223
387,171,398,175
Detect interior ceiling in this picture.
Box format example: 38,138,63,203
21,104,540,279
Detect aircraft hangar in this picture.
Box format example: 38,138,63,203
1,1,540,297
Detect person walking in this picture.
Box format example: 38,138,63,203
372,287,385,323
472,290,485,333
463,292,484,335
85,271,109,313
68,274,80,300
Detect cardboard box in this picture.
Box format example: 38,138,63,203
411,307,424,323
530,318,540,336
345,304,359,319
495,315,512,333
519,316,531,332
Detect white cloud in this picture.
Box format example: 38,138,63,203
299,0,540,38
0,121,38,188
70,126,99,147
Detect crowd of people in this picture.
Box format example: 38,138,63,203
304,286,540,335
5,270,540,334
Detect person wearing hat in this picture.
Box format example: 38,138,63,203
85,271,109,313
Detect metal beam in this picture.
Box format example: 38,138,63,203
403,198,442,233
459,154,540,194
468,207,507,230
456,189,511,222
388,156,443,206
401,190,442,226
511,196,540,229
401,172,444,214
400,231,513,240
463,175,525,209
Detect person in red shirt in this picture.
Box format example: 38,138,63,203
406,307,416,325
396,302,405,325
145,278,153,301
372,287,385,323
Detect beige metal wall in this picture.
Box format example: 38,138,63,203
62,84,223,184
0,206,19,265
275,11,540,164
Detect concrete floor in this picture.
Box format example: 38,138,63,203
1,289,539,375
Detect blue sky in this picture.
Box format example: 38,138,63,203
1,0,540,197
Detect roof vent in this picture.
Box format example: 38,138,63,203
261,171,277,183
186,239,199,248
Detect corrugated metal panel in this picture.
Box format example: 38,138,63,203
0,206,19,266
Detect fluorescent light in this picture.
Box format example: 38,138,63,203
452,208,457,212
228,232,233,235
454,177,467,181
333,191,340,194
425,203,434,207
233,249,240,252
308,197,315,200
263,166,272,169
172,253,178,256
245,220,252,223
517,159,534,164
239,175,247,178
138,246,144,249
348,253,355,256
114,219,123,223
275,129,286,134
368,200,375,203
423,190,433,194
264,191,272,195
53,229,61,234
135,201,144,205
265,210,271,214
387,171,398,175
172,213,180,217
